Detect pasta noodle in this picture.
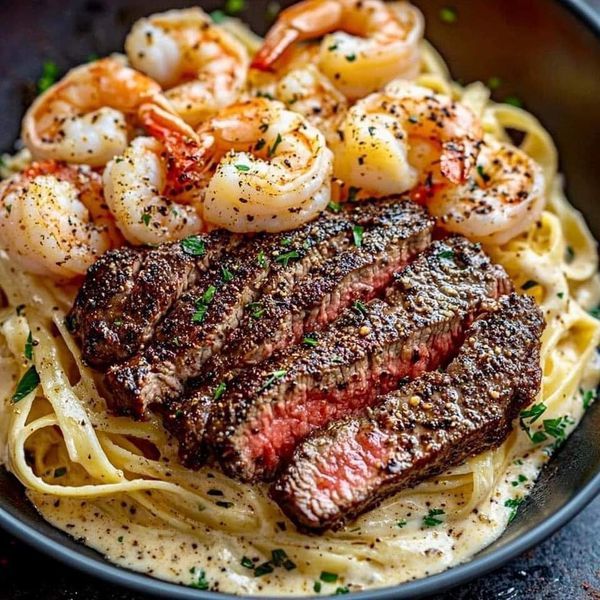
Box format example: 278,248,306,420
0,30,598,598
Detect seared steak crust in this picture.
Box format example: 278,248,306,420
67,230,236,369
106,211,357,417
205,236,512,482
272,293,544,531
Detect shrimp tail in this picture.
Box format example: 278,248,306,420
139,104,211,196
251,0,343,70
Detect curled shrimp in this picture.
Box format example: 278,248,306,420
425,139,546,245
252,0,424,100
103,106,206,245
0,161,121,279
125,7,249,127
196,98,333,233
332,82,483,197
253,65,348,145
22,56,172,168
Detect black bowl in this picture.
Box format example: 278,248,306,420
1,1,599,598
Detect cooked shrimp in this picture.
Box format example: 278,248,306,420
254,65,348,145
332,82,483,197
251,0,424,100
197,97,333,233
0,161,121,279
424,139,546,245
103,106,206,245
22,57,172,168
125,7,249,127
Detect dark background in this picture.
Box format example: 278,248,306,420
0,0,599,598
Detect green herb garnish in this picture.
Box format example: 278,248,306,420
352,225,364,248
313,581,322,593
241,556,254,569
235,164,250,172
257,251,267,267
320,571,338,583
268,133,283,158
210,9,226,23
190,569,209,590
12,366,40,403
254,562,274,577
352,300,367,316
521,280,538,291
249,302,265,319
181,236,206,256
140,212,151,226
583,388,597,409
192,285,217,323
53,467,67,478
335,587,350,595
303,335,318,347
345,54,356,62
224,0,245,15
260,369,287,391
213,382,227,400
504,497,523,523
24,331,35,360
439,7,457,23
328,201,342,214
275,250,300,266
221,265,234,282
422,508,445,527
37,60,59,94
397,519,407,528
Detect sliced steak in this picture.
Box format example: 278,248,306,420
66,230,236,369
210,198,434,369
204,236,512,482
272,293,544,531
105,211,357,418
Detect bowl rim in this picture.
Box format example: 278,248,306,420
1,0,599,598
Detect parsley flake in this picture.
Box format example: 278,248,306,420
335,587,350,595
275,250,300,266
54,467,67,478
254,562,274,577
192,285,217,323
397,519,407,528
320,571,338,583
257,251,267,267
521,280,538,291
328,201,342,213
268,133,283,158
224,0,245,15
352,300,367,316
210,9,226,23
422,508,445,527
241,556,254,569
303,335,318,347
24,331,35,360
12,366,40,403
213,382,227,400
221,265,234,282
260,369,287,391
314,581,322,593
438,249,455,260
504,497,523,523
140,212,151,226
248,302,265,319
439,7,457,23
583,388,597,410
352,225,364,248
189,569,210,590
180,236,206,256
37,60,59,94
345,53,356,62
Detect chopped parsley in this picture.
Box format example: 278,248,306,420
520,404,574,447
303,335,318,347
504,95,523,108
352,300,367,316
248,302,265,319
221,265,234,282
192,285,217,323
439,7,457,23
504,497,523,523
335,587,350,595
281,237,292,247
213,382,227,400
24,331,35,360
215,500,234,508
37,60,59,94
210,9,226,23
180,236,206,256
268,133,283,158
314,581,322,593
241,556,254,569
255,138,266,151
257,251,267,267
271,548,296,570
117,535,124,543
487,76,502,90
519,403,547,443
328,201,342,213
224,0,246,15
345,53,357,62
521,280,538,291
582,388,597,409
275,250,300,266
53,467,67,478
260,369,287,391
438,249,455,260
189,569,210,590
328,43,338,51
511,474,528,487
368,126,376,136
140,212,151,226
557,292,564,299
12,365,40,403
235,163,250,172
476,164,490,182
352,225,364,248
254,562,274,577
320,571,338,583
589,306,600,319
397,519,407,528
422,508,445,527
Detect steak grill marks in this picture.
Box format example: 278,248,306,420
203,236,512,482
272,293,544,531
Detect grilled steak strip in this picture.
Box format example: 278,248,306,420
106,212,357,418
211,199,434,368
205,236,512,482
272,293,544,531
67,230,236,369
161,200,434,467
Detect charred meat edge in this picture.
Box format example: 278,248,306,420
272,293,544,531
105,211,357,417
67,230,237,369
205,236,512,482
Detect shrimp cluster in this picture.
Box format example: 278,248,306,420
1,2,548,281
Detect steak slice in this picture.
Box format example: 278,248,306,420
272,293,544,531
205,236,512,482
105,211,356,418
209,198,434,369
66,230,237,370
